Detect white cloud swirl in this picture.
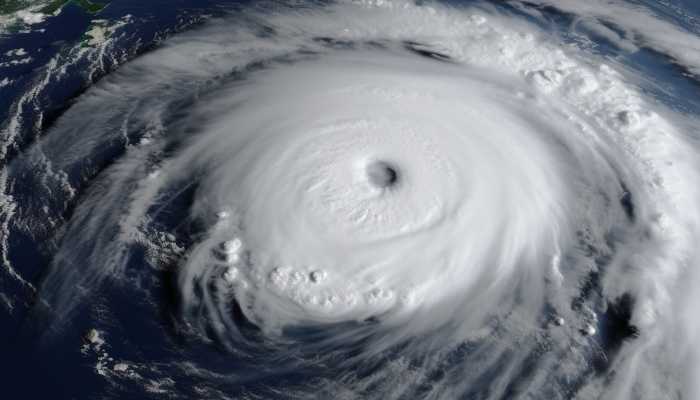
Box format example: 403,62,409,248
11,1,700,398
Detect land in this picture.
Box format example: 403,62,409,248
0,0,107,16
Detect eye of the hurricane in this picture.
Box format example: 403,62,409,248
366,160,400,189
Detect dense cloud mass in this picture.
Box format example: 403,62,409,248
1,1,700,399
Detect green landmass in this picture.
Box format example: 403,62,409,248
0,0,107,16
0,0,33,15
41,0,107,14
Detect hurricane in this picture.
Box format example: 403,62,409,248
2,1,700,399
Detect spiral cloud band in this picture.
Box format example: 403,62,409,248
182,51,576,327
3,0,700,399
